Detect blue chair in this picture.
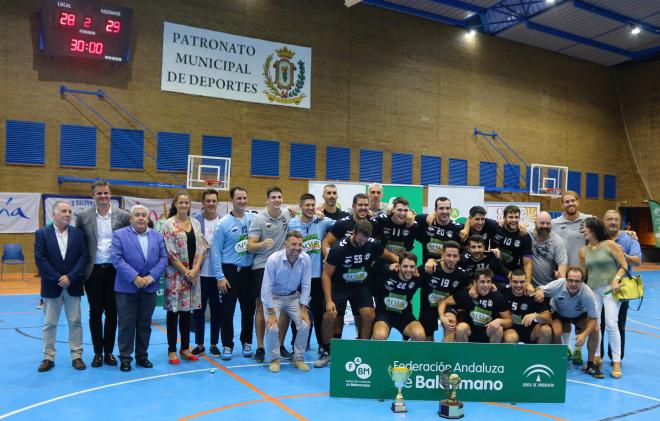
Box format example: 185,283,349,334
2,244,26,281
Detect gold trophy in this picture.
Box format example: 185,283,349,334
438,369,464,418
387,365,411,413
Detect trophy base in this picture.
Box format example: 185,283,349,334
391,402,408,413
438,400,464,419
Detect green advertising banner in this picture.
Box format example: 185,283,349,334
650,200,660,248
330,339,566,403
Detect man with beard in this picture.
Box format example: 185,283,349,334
322,193,372,339
552,191,591,364
322,193,370,250
372,252,426,341
321,184,350,221
261,231,312,373
420,241,470,342
191,189,223,357
439,268,511,343
503,269,552,344
599,210,641,365
459,206,500,251
531,212,568,287
416,197,463,264
315,220,398,367
459,235,509,285
213,187,256,361
493,205,533,285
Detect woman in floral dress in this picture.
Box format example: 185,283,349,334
161,192,208,364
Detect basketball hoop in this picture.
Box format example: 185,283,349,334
203,179,222,188
547,188,562,197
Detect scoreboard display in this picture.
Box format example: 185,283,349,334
39,0,133,63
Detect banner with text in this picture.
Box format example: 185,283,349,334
650,200,660,248
0,193,40,233
330,339,566,403
486,201,540,230
161,22,312,108
43,195,121,226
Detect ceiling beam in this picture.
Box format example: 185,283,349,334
485,0,566,34
361,0,467,27
427,0,486,14
526,21,636,58
572,0,660,37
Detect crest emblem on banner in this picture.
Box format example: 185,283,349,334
263,46,306,105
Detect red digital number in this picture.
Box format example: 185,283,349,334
59,12,76,27
69,39,104,55
69,38,85,52
105,19,120,33
88,41,104,54
83,17,92,29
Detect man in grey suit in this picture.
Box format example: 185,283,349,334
76,180,130,368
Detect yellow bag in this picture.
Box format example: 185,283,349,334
612,270,644,309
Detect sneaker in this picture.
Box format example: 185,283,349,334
191,345,205,356
571,349,583,366
293,359,310,371
280,346,293,360
314,351,331,368
269,360,281,373
209,345,221,358
255,347,265,363
242,343,253,357
221,347,232,361
585,364,604,379
36,299,45,310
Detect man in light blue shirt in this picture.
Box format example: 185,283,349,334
288,193,334,350
261,231,311,373
601,210,642,362
212,187,255,360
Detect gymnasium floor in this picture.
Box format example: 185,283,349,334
1,269,658,420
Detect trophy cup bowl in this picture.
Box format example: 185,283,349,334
388,366,411,413
439,372,464,419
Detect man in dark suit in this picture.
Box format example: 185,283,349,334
111,205,168,372
76,180,129,367
35,201,89,372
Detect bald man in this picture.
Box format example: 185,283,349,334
367,183,387,216
530,212,568,287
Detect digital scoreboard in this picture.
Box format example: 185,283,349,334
39,0,133,63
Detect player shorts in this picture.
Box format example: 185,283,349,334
419,305,458,337
513,323,537,344
375,311,417,335
251,268,265,301
467,324,489,343
331,282,374,315
551,308,588,328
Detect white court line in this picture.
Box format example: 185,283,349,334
0,360,309,420
628,318,660,331
567,379,660,403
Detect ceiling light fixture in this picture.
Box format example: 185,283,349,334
631,26,641,35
